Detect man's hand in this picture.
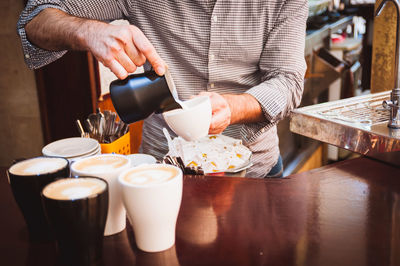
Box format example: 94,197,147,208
81,22,166,79
25,8,166,79
198,92,231,134
197,91,265,134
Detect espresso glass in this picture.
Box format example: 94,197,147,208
7,156,70,242
42,176,109,266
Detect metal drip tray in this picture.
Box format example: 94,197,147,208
290,91,400,155
316,94,390,125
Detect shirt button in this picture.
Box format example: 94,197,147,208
210,54,215,61
212,15,218,23
25,54,30,59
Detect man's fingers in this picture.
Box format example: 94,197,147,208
115,50,137,73
131,27,166,75
125,42,146,66
135,53,146,66
108,59,128,80
90,24,165,78
209,108,230,134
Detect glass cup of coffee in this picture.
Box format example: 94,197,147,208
70,154,131,236
7,156,70,241
42,177,108,266
118,164,183,252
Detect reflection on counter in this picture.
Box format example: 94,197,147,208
177,205,218,246
177,173,309,265
135,245,180,266
316,174,369,265
177,175,239,247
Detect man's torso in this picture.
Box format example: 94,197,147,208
123,0,282,177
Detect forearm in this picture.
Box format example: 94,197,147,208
223,94,264,124
25,8,100,52
24,7,166,79
251,0,307,124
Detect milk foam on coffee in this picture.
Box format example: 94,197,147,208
43,178,106,200
9,157,67,176
74,155,128,173
123,166,178,186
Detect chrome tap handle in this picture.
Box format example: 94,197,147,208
384,88,400,129
383,100,394,109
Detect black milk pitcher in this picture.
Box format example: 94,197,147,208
110,69,182,124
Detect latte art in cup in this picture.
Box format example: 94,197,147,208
71,154,130,236
43,178,107,200
41,176,108,264
7,156,70,242
118,164,182,252
9,157,68,176
73,155,129,173
123,165,178,186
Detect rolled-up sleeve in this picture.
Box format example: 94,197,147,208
17,0,129,69
242,0,308,141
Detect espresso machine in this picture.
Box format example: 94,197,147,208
291,0,400,167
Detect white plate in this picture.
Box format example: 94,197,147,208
66,146,102,163
66,145,102,159
168,134,252,174
209,160,253,174
42,138,100,158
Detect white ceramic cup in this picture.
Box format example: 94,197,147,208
118,164,183,252
70,154,131,236
126,153,157,167
163,95,211,141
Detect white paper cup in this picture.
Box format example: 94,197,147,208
71,154,131,236
118,164,183,252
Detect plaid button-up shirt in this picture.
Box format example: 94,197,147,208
18,0,307,177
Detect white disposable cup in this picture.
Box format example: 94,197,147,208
71,154,131,236
163,95,211,141
118,164,183,252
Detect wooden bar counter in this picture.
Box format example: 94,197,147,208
1,157,399,266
